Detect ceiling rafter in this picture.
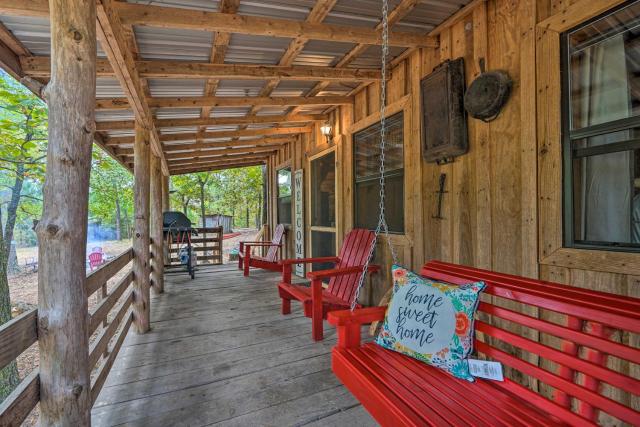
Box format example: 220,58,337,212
198,0,240,143
21,57,381,82
96,0,168,175
291,0,422,115
96,95,353,110
0,0,436,48
240,0,337,134
95,114,326,131
170,161,266,175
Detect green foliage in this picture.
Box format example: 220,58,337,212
89,149,134,240
170,166,264,228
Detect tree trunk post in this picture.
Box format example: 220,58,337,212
150,154,164,294
162,174,170,211
35,0,96,423
133,122,151,333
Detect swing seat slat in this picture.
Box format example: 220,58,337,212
327,261,640,427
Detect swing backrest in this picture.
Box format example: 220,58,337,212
265,224,286,262
327,229,375,303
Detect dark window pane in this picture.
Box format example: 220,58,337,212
567,1,640,130
311,230,336,274
353,112,404,233
355,173,404,233
277,196,291,225
572,148,640,247
311,152,336,227
354,113,404,178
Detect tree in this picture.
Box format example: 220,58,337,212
89,150,134,240
0,71,47,399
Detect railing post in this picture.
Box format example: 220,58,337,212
150,154,164,294
133,122,151,333
35,0,95,422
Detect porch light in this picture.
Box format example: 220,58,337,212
320,121,333,143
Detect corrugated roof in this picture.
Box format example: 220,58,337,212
0,0,472,170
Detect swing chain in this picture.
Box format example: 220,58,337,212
351,0,398,311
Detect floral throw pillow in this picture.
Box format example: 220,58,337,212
375,265,485,382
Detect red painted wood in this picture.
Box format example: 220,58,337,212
238,224,285,276
327,261,640,426
277,229,376,340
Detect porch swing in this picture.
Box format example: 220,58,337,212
276,0,398,341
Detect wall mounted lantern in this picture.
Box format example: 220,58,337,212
320,121,333,143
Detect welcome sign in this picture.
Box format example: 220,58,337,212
293,169,304,277
386,283,456,354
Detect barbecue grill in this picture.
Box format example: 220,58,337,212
163,211,197,279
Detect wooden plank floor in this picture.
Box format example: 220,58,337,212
91,264,376,426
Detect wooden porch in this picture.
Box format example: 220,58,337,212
91,265,375,427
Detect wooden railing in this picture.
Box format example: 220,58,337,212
0,247,135,424
168,226,223,266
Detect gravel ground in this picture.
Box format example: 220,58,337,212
7,229,258,426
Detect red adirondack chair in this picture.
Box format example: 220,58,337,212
238,224,285,276
278,228,379,341
88,251,103,271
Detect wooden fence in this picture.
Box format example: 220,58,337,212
167,226,223,267
0,247,135,425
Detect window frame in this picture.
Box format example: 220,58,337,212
560,1,640,253
276,166,292,225
352,111,405,234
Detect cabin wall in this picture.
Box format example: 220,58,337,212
266,0,640,303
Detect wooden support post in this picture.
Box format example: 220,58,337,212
162,174,170,212
150,154,164,294
133,122,150,333
35,0,95,423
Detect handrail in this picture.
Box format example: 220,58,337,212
86,248,134,297
0,309,37,371
0,246,135,425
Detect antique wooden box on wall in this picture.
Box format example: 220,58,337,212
420,58,468,163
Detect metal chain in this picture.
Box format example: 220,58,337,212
351,0,398,310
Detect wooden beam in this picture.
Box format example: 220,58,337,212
132,123,150,334
291,0,421,114
115,2,436,48
243,0,336,125
150,154,164,295
163,138,292,152
160,127,310,143
35,0,94,422
96,95,354,110
169,154,270,167
200,0,240,136
21,56,381,81
95,114,326,131
96,0,168,175
106,127,307,147
164,145,279,160
0,0,436,47
170,161,266,175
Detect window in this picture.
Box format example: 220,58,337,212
354,112,404,232
562,1,640,251
311,152,336,228
310,151,337,275
277,168,292,225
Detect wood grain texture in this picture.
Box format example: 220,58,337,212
150,154,164,294
0,369,39,427
85,248,133,297
0,309,37,371
35,0,94,422
133,123,151,334
90,265,375,426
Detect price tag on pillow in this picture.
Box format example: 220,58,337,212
468,359,504,381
